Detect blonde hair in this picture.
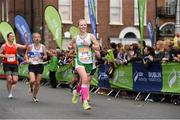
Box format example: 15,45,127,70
156,40,164,51
78,19,87,25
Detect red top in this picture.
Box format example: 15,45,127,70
3,43,18,64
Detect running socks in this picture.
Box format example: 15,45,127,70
81,84,92,110
81,85,89,102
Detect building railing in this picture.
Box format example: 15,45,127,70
158,7,176,18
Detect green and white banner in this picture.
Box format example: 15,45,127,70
161,63,180,93
56,64,74,83
0,22,16,42
45,6,62,49
138,0,145,53
111,64,133,90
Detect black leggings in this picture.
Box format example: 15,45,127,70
49,71,57,88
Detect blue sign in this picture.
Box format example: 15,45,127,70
88,0,97,38
14,15,33,44
133,62,162,92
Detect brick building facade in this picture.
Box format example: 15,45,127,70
0,0,176,49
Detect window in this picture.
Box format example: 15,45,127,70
165,0,176,15
110,0,123,25
84,0,97,23
58,0,72,24
160,23,175,36
124,32,137,38
134,0,146,25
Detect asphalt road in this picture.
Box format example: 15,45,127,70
0,80,180,119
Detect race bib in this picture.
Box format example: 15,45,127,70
7,54,16,62
29,52,43,64
78,47,92,63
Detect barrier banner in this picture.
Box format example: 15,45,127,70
111,64,133,90
0,64,4,75
91,71,98,86
5,62,180,94
18,64,28,77
56,64,73,83
42,64,50,80
133,62,162,92
161,63,180,93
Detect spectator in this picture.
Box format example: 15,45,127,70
173,33,180,48
110,42,118,58
143,46,155,69
97,49,110,95
47,49,58,88
116,47,128,65
154,40,164,61
162,39,173,62
171,38,180,62
128,43,141,62
97,47,107,65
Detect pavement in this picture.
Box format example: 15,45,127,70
0,80,180,119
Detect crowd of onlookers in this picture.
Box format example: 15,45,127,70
95,33,180,104
109,33,180,66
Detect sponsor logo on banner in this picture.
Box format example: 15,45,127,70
168,69,180,88
148,71,162,82
133,62,162,92
133,71,144,82
113,70,125,83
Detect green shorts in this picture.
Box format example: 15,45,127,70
75,59,93,74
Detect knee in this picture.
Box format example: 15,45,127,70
7,77,12,83
35,81,40,86
82,77,89,84
7,79,12,84
12,80,18,84
29,78,35,84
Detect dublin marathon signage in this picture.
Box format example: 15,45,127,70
133,62,162,92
